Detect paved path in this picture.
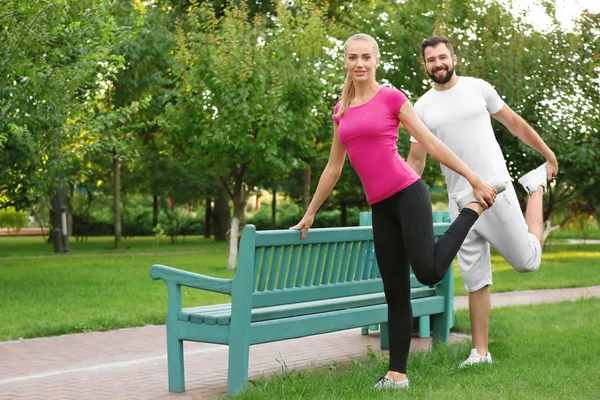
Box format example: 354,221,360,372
1,286,599,400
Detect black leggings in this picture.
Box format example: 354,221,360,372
371,179,479,373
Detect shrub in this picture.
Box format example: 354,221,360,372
0,208,29,232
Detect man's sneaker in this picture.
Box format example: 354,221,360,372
518,163,548,195
374,376,409,389
455,181,507,211
459,349,493,368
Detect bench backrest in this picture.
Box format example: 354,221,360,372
234,216,450,309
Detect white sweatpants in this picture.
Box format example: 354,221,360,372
449,183,542,292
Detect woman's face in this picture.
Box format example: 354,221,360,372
344,40,379,83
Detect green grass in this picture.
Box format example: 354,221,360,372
1,236,599,341
0,235,227,257
547,229,600,240
232,299,600,400
0,236,232,341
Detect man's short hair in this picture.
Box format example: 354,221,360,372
420,36,454,60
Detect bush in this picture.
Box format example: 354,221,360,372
246,202,303,230
246,203,363,229
0,208,29,232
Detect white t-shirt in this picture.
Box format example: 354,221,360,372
412,76,511,198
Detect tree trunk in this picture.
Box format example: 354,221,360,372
227,181,247,269
303,166,311,212
152,194,159,228
228,216,239,270
68,184,74,236
48,194,59,244
204,197,212,239
113,151,121,249
271,187,277,229
212,185,230,241
48,188,67,247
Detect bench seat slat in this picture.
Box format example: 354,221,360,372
178,287,436,326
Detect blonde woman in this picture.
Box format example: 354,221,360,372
291,33,505,389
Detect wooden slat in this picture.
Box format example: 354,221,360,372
337,242,352,283
329,242,344,284
370,248,381,279
294,245,309,287
354,241,368,281
256,247,271,292
344,241,359,281
361,241,374,279
252,279,383,308
177,321,229,345
303,244,319,286
276,246,292,290
285,245,300,288
267,246,281,291
312,243,327,285
180,287,437,326
321,242,336,284
254,226,373,247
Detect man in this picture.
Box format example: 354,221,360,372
407,36,559,367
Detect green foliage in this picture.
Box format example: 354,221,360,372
0,207,29,230
0,0,124,209
164,0,333,223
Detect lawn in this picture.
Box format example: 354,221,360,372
232,299,600,400
1,235,599,341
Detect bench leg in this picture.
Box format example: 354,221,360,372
379,322,389,350
431,312,450,344
361,324,379,335
227,337,250,397
419,316,430,338
166,331,185,392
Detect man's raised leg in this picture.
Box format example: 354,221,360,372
525,187,544,244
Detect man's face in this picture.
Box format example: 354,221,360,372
423,43,457,84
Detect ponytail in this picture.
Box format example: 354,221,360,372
336,73,355,119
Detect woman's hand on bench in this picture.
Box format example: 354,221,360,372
290,214,315,239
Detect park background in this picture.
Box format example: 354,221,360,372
1,1,599,398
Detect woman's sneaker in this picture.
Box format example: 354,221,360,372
518,163,548,195
374,376,409,389
455,181,507,211
459,348,493,368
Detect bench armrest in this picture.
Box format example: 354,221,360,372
150,264,233,295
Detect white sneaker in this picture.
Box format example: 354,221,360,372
455,181,507,211
374,376,409,389
459,348,493,368
518,163,548,195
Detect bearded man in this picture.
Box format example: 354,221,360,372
407,35,558,368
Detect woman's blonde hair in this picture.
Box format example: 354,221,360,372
335,33,380,119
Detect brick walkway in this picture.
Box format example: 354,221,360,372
1,286,599,400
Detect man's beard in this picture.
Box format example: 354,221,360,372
428,64,455,84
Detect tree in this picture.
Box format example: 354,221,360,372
0,0,124,211
167,0,332,268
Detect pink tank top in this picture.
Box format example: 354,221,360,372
333,86,420,205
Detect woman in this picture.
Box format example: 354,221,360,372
290,33,505,389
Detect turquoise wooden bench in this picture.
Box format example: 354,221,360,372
433,210,451,223
358,211,455,338
150,222,453,397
